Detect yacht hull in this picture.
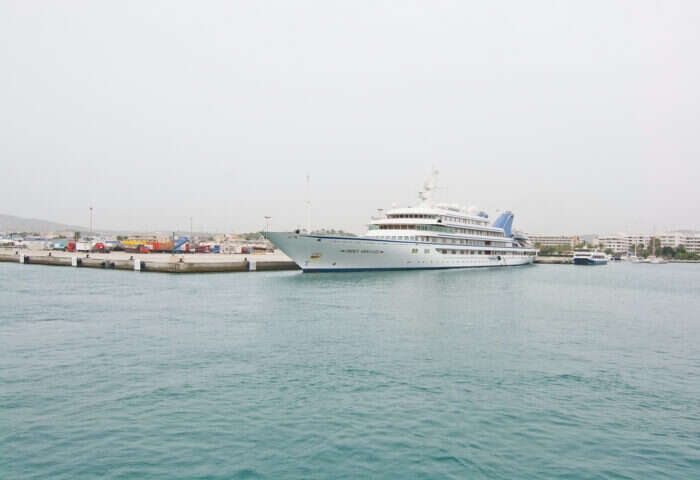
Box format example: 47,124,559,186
267,232,535,272
573,258,608,265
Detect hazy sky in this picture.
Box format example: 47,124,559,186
2,1,699,235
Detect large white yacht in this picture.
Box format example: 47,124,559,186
266,172,538,272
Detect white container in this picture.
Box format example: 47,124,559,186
76,241,92,252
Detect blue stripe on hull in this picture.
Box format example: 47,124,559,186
302,263,534,273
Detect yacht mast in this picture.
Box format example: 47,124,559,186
306,174,311,233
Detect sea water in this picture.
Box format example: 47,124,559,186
1,262,698,479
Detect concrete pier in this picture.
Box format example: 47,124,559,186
0,250,300,274
534,256,572,264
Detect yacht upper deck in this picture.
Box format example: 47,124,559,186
362,171,528,249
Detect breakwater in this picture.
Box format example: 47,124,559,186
0,251,579,270
0,250,299,273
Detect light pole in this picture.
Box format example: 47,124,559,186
306,174,311,233
264,216,271,238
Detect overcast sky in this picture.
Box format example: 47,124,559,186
2,1,699,235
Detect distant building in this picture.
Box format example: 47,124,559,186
598,234,653,253
627,234,652,249
685,234,700,254
527,234,579,248
597,234,631,253
597,231,700,254
667,232,700,254
658,232,685,249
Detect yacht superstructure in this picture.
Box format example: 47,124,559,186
266,172,538,272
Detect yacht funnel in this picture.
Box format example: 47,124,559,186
492,211,514,238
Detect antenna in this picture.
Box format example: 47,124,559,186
306,174,311,233
419,168,440,206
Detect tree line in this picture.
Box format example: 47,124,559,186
535,240,698,260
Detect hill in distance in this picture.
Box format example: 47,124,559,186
0,214,85,234
0,214,232,237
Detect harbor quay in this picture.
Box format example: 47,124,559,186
0,248,299,273
0,248,574,272
3,249,697,274
533,255,572,264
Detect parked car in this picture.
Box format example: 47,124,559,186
105,240,121,251
91,243,105,252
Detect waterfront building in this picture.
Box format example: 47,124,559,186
527,234,579,248
597,231,700,254
659,232,686,249
682,233,700,254
597,234,631,254
598,234,651,253
626,234,652,249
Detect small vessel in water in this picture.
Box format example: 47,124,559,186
644,256,668,264
621,242,641,262
643,236,668,264
573,250,608,265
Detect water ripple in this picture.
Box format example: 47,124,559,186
1,263,699,478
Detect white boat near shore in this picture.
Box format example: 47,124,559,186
643,236,668,264
643,256,668,264
573,250,608,265
267,172,538,272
